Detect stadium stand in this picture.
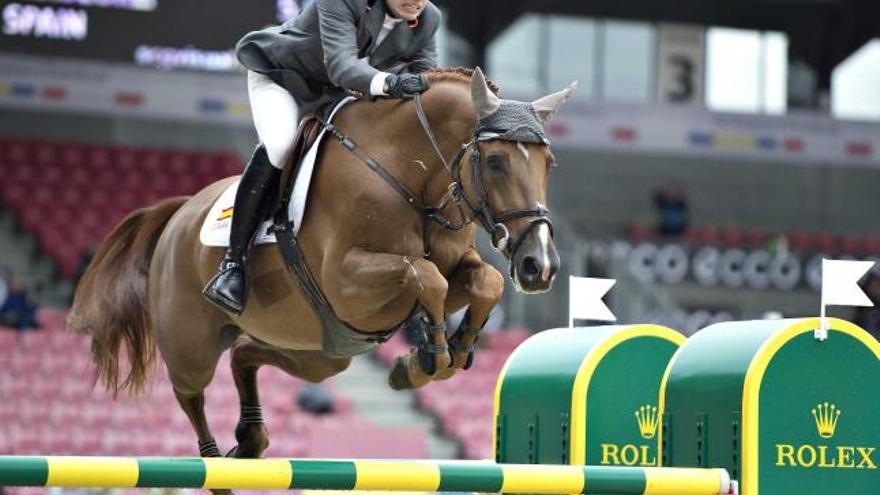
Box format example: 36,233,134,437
627,221,880,255
0,138,242,278
0,308,430,465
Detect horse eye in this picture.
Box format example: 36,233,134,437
486,155,506,172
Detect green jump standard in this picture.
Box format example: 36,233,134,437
660,317,880,495
494,324,684,470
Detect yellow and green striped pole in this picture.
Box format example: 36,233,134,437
0,456,733,494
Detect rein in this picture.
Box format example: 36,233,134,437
313,94,553,260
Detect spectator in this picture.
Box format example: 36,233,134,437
0,276,39,331
74,245,96,289
765,232,789,258
0,269,8,309
653,183,689,238
297,382,336,415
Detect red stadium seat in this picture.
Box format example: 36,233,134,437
68,166,93,186
8,165,37,185
85,145,113,169
138,149,164,175
720,227,746,247
1,183,31,208
865,235,880,255
627,222,655,242
34,142,59,167
167,151,192,176
839,235,864,255
815,233,837,253
60,144,86,169
219,153,243,176
788,231,815,251
4,139,32,165
114,147,139,172
193,152,220,179
743,228,767,248
59,187,85,207
684,226,720,245
3,140,242,279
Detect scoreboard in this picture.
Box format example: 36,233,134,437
0,0,308,70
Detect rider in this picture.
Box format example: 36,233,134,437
203,0,441,315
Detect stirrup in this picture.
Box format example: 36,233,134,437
201,258,247,316
218,257,244,273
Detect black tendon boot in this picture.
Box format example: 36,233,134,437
202,145,280,315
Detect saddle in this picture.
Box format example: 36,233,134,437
276,114,322,211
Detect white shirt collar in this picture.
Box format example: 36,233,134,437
383,14,404,29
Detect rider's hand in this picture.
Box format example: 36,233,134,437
384,74,430,99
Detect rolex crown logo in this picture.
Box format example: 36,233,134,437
812,402,841,439
635,405,659,439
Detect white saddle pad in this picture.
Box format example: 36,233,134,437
200,97,357,247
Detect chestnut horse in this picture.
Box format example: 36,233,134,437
69,68,575,465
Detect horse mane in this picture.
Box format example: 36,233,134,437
426,67,500,95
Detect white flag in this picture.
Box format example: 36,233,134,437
817,259,875,340
569,276,617,327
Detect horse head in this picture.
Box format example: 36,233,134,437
456,67,576,294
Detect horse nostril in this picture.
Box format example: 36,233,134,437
521,256,540,277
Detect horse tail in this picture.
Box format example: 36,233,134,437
68,196,188,397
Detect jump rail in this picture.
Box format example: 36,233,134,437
0,456,735,494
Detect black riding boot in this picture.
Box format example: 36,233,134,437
202,145,280,315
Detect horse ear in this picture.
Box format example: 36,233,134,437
532,81,578,123
470,67,501,119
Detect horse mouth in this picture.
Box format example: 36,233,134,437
511,263,556,294
509,222,558,294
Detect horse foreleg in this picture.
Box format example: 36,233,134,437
329,248,451,390
435,249,505,380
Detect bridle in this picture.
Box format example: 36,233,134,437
413,93,554,260
314,93,554,262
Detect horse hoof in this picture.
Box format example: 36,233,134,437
388,357,414,390
434,367,456,380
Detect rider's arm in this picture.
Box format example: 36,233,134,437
316,0,384,97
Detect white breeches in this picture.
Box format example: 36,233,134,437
247,70,299,169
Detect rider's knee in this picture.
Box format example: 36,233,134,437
261,139,292,169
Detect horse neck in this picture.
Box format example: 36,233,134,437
405,81,476,207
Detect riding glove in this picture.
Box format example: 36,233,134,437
384,74,430,99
